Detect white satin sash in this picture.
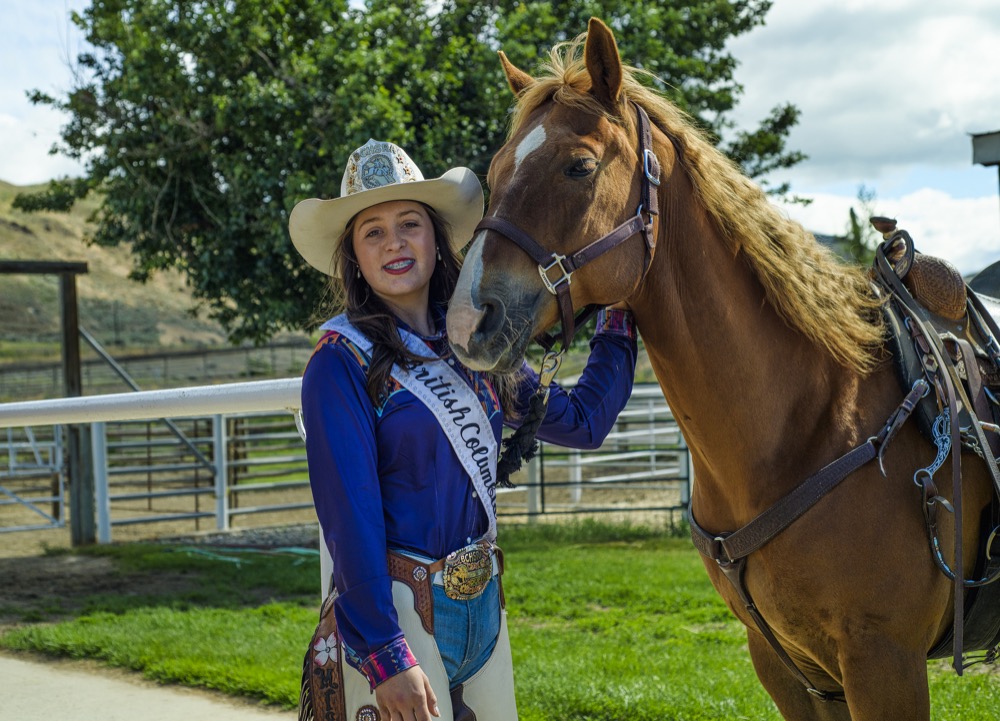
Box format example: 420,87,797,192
321,315,499,541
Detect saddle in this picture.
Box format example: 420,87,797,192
971,257,1000,299
872,217,1000,666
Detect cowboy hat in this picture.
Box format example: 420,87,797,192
289,139,484,277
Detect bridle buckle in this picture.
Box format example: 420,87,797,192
644,148,661,186
538,253,572,295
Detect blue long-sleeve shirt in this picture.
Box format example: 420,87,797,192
300,307,637,686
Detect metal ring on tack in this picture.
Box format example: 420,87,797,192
538,253,572,295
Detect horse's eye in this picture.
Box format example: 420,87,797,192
565,158,598,178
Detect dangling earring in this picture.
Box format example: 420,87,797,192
356,266,361,279
436,246,442,261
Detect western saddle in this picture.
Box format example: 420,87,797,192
872,216,1000,668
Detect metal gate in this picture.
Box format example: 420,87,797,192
0,426,65,532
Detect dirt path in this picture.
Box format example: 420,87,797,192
0,525,74,559
0,521,319,633
0,653,296,721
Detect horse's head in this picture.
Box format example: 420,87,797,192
447,18,663,372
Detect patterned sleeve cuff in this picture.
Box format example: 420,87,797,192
595,308,636,340
358,637,419,690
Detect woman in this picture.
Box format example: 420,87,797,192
289,139,637,721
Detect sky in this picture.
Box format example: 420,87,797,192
725,0,1000,274
2,0,999,274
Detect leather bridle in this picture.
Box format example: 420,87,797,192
474,102,662,352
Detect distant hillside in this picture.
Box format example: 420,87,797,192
0,181,237,361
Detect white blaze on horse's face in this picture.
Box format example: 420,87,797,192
512,123,547,180
447,229,490,363
448,123,549,369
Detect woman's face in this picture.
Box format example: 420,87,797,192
352,199,438,316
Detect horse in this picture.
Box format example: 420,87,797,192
445,17,1000,721
972,258,1000,298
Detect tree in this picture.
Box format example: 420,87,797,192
836,184,880,267
19,0,804,343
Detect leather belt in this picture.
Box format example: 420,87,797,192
387,540,505,636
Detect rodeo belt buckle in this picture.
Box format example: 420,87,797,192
442,543,494,600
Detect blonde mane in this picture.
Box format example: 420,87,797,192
510,37,886,375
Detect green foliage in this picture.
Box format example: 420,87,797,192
11,177,92,212
723,102,806,195
21,0,802,344
836,184,880,266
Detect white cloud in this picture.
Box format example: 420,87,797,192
729,0,1000,184
0,104,85,185
726,0,1000,276
0,0,89,185
777,190,1000,275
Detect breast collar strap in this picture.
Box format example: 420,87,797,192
475,102,664,352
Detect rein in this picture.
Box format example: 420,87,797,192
489,101,663,488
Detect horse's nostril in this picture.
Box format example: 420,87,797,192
476,299,505,339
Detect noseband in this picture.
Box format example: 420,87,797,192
474,102,662,351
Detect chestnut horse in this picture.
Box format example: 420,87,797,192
446,18,995,721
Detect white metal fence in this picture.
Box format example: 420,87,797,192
0,341,314,401
1,425,64,532
0,379,690,542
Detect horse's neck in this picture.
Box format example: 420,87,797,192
631,193,865,513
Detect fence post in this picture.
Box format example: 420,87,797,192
526,455,540,523
91,422,112,543
681,448,693,506
569,449,582,505
213,414,229,530
69,424,96,545
54,425,65,521
3,427,10,474
648,398,657,473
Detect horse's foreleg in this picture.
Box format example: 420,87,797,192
839,644,930,721
746,631,851,721
747,629,932,721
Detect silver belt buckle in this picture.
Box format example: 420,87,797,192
443,543,493,600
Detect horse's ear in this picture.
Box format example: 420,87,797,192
498,51,534,95
584,17,623,112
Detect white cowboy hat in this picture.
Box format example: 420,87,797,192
289,139,484,277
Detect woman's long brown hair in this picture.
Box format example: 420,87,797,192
321,204,520,414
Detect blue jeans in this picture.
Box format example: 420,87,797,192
432,576,501,687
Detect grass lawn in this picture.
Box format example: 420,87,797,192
1,521,998,719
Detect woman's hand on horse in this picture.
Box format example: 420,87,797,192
375,666,440,720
